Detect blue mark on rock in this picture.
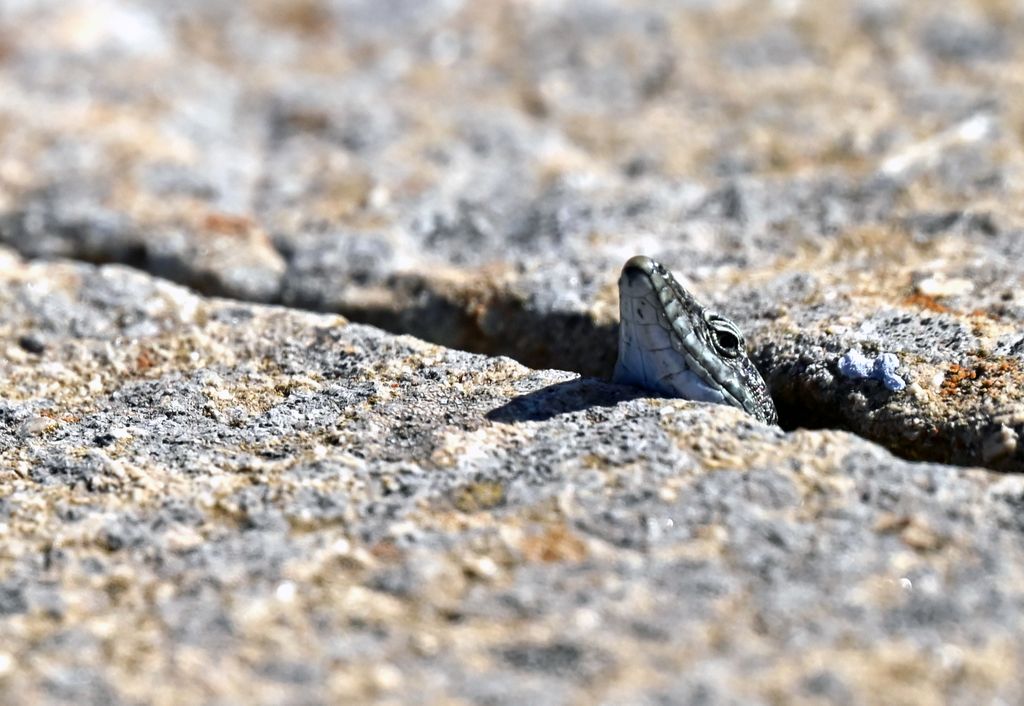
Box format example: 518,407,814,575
838,350,873,379
838,350,906,392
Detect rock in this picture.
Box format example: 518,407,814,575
3,0,1024,469
0,253,1022,704
4,0,1024,700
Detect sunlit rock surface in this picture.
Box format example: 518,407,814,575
0,253,1023,704
4,0,1024,701
3,0,1023,467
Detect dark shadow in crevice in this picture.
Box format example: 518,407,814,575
0,207,150,272
486,378,648,423
772,393,850,433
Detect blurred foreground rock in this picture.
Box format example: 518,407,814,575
1,253,1024,704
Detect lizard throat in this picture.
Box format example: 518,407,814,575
613,264,732,406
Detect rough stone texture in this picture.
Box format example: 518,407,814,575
3,252,1024,705
4,0,1024,468
5,1,1024,702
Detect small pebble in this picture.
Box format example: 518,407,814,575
838,350,873,379
873,353,906,391
839,350,906,391
17,333,46,355
916,275,974,298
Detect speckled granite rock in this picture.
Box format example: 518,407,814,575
3,0,1024,469
2,252,1024,704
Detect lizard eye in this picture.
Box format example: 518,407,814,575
706,314,744,358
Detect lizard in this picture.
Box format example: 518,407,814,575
613,255,778,425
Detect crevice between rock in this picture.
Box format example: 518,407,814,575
1,208,1020,473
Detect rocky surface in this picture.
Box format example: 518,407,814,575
1,252,1024,705
3,0,1024,468
4,0,1024,702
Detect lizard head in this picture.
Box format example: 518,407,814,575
613,255,778,425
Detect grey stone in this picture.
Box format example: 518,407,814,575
4,0,1024,702
0,257,1020,703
